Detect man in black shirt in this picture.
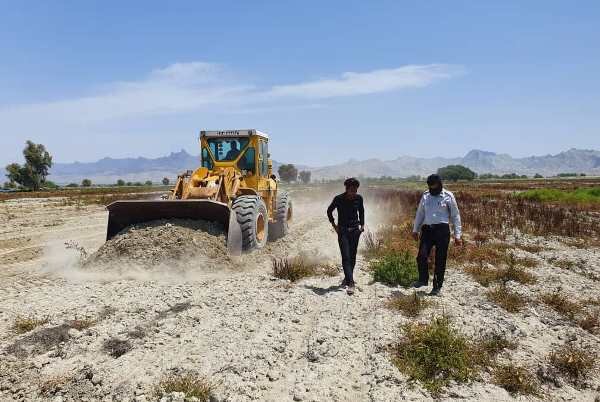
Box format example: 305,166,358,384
327,177,365,295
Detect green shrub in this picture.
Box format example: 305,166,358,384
371,251,418,287
392,316,477,394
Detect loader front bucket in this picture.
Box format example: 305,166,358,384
106,200,243,256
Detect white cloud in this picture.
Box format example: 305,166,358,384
0,62,462,164
267,64,462,99
0,62,462,125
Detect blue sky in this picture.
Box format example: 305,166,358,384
1,1,599,167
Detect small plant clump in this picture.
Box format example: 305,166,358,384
463,264,499,287
103,337,132,358
486,285,528,313
362,229,385,258
392,316,478,394
577,310,599,334
549,344,595,382
386,292,432,317
154,373,215,402
472,333,517,365
12,315,49,334
540,290,580,320
271,254,337,282
370,251,418,287
39,375,72,396
497,263,537,285
493,364,540,396
68,317,96,331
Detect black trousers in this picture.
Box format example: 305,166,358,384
417,224,450,289
338,228,361,285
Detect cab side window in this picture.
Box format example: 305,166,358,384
201,147,213,170
259,141,269,176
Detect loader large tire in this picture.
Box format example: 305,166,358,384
232,195,269,251
269,191,293,241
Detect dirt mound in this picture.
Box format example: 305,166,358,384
84,219,231,270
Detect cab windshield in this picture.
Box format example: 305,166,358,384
207,138,249,161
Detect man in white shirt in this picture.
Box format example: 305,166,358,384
412,174,463,296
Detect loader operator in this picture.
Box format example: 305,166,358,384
225,141,240,160
327,177,364,295
412,174,463,296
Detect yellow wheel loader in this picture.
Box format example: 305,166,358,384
105,129,293,255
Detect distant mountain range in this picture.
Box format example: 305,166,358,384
49,148,600,184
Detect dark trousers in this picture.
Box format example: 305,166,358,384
417,224,450,289
338,228,361,285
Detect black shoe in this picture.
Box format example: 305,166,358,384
412,281,427,289
429,288,442,296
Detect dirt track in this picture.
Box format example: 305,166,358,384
1,193,599,401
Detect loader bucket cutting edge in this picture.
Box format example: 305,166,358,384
106,200,242,256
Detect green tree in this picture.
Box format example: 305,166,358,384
116,179,125,186
298,170,311,184
5,141,53,191
534,173,543,179
66,183,79,188
437,165,476,182
278,164,298,183
81,179,92,187
134,181,143,186
162,177,170,186
43,181,59,189
144,180,153,186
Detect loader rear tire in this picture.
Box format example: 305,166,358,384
232,195,269,251
269,191,293,241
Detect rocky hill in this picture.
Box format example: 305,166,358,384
48,148,600,183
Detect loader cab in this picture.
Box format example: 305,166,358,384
199,129,272,182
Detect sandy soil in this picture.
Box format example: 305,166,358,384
1,193,599,402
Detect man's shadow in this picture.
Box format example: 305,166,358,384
303,284,343,296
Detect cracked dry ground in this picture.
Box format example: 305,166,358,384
1,194,599,402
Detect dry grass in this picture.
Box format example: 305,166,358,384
12,315,49,334
472,333,517,365
497,261,537,285
554,259,577,270
67,317,96,331
549,344,595,382
271,254,337,282
362,229,385,258
486,285,528,313
463,265,499,287
39,375,72,396
540,290,580,320
515,243,544,253
386,292,432,317
154,373,215,401
493,364,540,396
577,311,599,333
103,337,132,358
127,325,148,339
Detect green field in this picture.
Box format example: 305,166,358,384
517,187,600,204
